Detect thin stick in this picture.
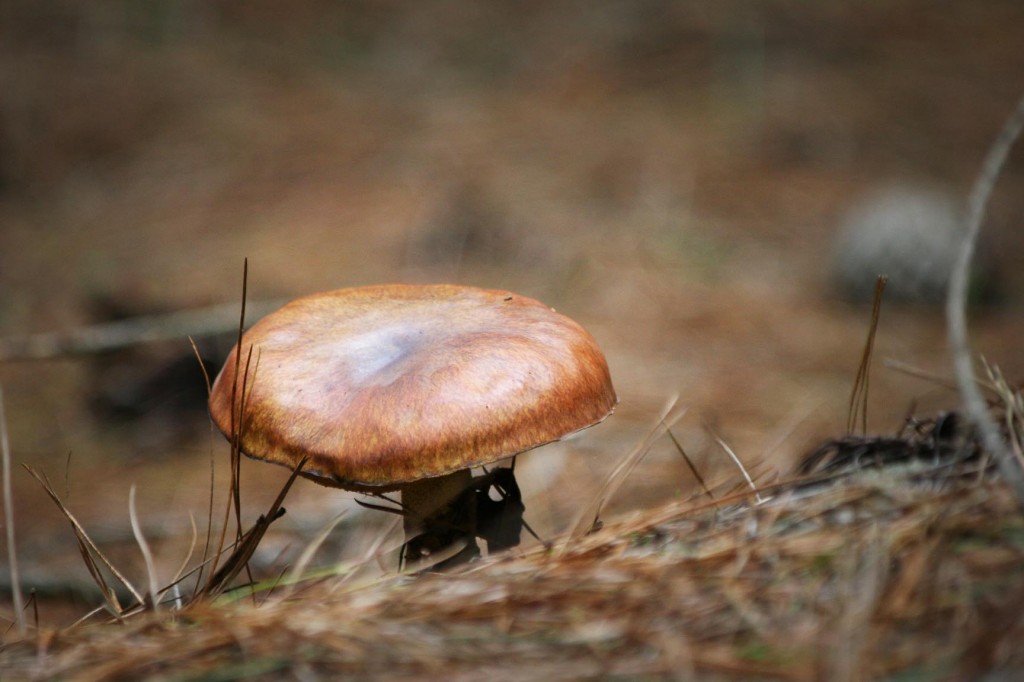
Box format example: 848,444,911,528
171,509,200,589
234,349,260,601
233,347,258,540
848,275,887,435
63,450,72,503
228,267,261,595
882,358,959,392
708,427,765,505
0,386,25,635
229,260,250,540
188,335,217,594
665,426,714,500
30,589,37,632
207,259,250,589
946,92,1024,509
0,299,285,362
67,604,107,630
128,485,160,612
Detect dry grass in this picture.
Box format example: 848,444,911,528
2,409,1023,681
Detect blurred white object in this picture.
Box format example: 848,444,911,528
832,184,995,303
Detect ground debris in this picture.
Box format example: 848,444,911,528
4,455,1024,681
797,410,991,479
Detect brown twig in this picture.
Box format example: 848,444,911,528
848,275,887,435
666,426,714,500
207,259,251,591
0,300,285,363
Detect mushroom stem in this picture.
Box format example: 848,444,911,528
401,468,479,568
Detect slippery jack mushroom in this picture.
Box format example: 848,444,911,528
207,284,617,569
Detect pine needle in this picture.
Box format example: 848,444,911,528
708,427,765,505
128,485,160,612
565,395,684,542
171,513,200,590
666,426,713,500
187,330,217,594
847,275,887,435
208,259,251,588
881,358,960,392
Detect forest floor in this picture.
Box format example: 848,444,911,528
1,2,1023,678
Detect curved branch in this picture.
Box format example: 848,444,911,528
946,93,1024,508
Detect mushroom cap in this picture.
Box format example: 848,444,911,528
208,284,617,489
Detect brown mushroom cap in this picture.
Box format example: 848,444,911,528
208,284,616,489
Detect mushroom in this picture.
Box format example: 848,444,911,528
207,284,616,568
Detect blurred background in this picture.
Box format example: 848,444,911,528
1,1,1023,623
